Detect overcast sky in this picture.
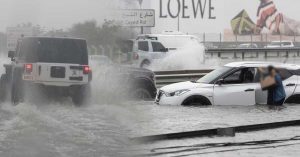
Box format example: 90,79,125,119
0,0,124,31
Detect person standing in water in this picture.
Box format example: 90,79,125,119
254,0,300,35
259,66,286,106
268,66,286,106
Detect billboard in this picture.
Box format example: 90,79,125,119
142,0,300,36
118,9,155,27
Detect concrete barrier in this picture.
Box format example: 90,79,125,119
206,48,300,59
132,119,300,142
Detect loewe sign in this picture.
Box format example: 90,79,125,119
159,0,216,19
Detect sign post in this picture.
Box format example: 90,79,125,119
138,0,144,34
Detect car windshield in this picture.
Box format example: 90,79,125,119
19,38,88,64
197,66,233,84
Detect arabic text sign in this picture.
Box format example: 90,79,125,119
120,9,155,27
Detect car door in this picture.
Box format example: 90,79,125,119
255,68,297,104
213,68,256,106
280,69,297,99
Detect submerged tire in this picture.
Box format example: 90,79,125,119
182,95,211,107
130,79,156,101
131,88,152,101
72,84,91,106
11,70,24,105
140,60,151,69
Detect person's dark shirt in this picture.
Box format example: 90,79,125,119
273,74,286,102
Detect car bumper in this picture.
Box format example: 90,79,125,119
155,91,185,106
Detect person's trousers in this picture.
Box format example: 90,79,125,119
273,98,286,106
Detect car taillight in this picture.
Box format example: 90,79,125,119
134,53,139,60
83,65,91,74
24,63,33,73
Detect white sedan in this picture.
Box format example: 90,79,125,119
156,62,300,106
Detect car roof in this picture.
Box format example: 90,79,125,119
225,62,300,70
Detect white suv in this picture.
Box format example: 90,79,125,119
0,37,92,105
156,62,300,106
132,39,168,68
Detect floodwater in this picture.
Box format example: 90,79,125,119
128,102,300,136
0,56,138,157
127,102,300,157
0,102,137,157
1,54,300,156
134,126,300,157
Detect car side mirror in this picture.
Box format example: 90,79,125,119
8,51,15,61
216,79,225,85
161,48,168,52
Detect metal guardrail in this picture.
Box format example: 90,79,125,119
154,70,213,88
206,48,300,59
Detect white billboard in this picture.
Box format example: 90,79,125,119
118,9,155,27
142,0,300,36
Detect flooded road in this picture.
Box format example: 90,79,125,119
129,102,300,136
0,100,299,157
128,102,300,157
0,102,135,157
1,56,300,156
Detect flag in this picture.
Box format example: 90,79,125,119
231,10,255,35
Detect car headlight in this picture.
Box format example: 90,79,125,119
165,89,190,97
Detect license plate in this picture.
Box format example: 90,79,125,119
71,70,79,76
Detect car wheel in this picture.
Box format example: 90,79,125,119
11,70,24,105
182,96,211,107
72,84,91,106
140,60,151,69
131,88,152,101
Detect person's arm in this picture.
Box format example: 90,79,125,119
258,67,265,81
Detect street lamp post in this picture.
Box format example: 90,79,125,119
138,0,144,34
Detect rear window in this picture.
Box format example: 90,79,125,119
18,38,88,64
